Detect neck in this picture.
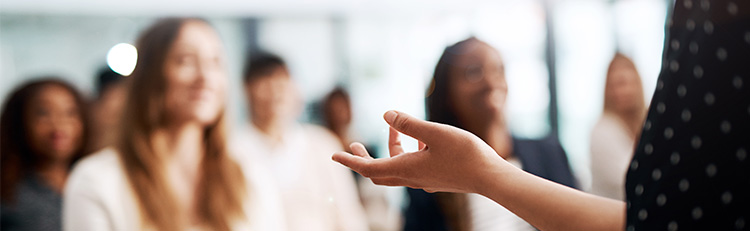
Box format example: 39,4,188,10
153,122,206,221
35,158,71,193
154,122,204,169
463,117,513,159
252,117,285,145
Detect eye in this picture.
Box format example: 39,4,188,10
466,66,482,76
464,65,484,83
35,108,50,117
177,55,197,66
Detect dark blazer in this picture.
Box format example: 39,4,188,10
403,135,577,231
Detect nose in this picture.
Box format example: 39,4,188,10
194,61,210,87
480,71,505,90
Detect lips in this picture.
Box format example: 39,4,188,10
49,131,73,150
187,88,216,103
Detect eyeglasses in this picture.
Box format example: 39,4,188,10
462,64,504,84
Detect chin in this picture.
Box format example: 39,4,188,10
45,149,77,161
197,112,223,126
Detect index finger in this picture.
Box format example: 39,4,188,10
389,127,405,157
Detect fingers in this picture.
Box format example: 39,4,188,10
349,142,373,159
331,152,397,178
383,110,442,144
388,127,405,157
332,152,372,175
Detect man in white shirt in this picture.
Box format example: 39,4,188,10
233,53,368,231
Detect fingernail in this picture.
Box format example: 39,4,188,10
384,110,397,124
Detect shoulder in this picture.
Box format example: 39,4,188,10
590,114,632,146
592,114,624,134
70,148,123,178
300,123,343,151
66,148,126,194
301,123,338,139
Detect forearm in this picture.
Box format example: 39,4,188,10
477,161,625,231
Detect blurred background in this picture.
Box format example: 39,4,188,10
1,0,669,228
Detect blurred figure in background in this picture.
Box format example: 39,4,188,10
321,87,402,231
87,67,126,152
589,53,647,201
63,18,285,231
322,87,354,152
1,78,89,231
404,38,577,231
234,53,368,231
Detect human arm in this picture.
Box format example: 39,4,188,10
332,110,625,231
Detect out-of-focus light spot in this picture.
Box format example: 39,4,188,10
106,43,137,76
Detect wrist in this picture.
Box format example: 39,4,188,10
472,156,519,197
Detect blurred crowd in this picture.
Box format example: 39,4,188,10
1,17,648,231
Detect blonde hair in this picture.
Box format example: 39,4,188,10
117,18,247,231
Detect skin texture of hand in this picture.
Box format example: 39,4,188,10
332,110,510,194
332,110,626,231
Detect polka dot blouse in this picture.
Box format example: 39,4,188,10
625,0,750,230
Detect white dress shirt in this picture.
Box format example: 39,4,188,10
231,123,368,231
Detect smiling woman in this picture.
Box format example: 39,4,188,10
61,18,285,231
1,78,89,231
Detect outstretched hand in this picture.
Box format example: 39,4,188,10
334,111,626,231
332,110,511,194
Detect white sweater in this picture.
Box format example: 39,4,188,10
63,148,286,231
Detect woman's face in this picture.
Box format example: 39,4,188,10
163,21,227,126
448,41,508,123
25,84,83,162
607,65,641,113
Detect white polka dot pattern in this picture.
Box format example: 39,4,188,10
625,1,750,230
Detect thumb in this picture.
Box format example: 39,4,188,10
383,110,442,144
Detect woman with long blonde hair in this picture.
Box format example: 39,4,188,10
63,18,284,231
589,53,647,201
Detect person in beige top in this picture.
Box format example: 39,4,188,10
589,53,647,201
235,53,368,231
63,18,285,231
